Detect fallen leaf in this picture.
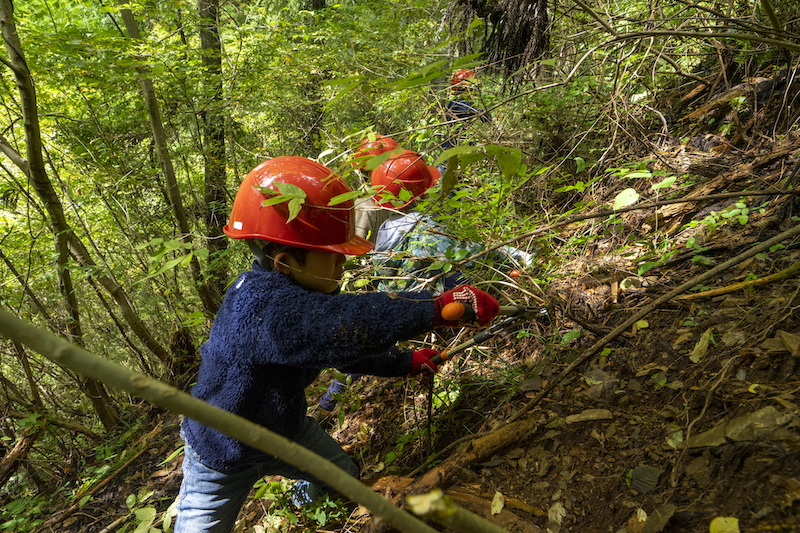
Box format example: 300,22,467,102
548,501,566,524
566,409,613,424
782,478,800,509
626,509,647,533
642,504,676,533
709,516,740,533
779,330,800,357
689,328,713,363
491,491,505,515
629,465,663,493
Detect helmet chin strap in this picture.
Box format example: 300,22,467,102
247,240,273,270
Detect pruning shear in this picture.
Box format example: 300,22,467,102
431,303,548,365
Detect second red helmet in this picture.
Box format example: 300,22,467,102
370,150,441,209
450,69,476,93
352,135,401,169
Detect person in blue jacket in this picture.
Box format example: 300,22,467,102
440,69,492,153
174,156,500,533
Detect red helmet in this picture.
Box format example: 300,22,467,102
370,150,441,209
224,156,373,255
450,69,476,93
352,135,400,169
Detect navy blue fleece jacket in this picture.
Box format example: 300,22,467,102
182,262,437,471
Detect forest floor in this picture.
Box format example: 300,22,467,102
42,81,800,533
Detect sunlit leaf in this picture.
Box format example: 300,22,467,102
614,188,640,209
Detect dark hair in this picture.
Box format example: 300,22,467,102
247,239,308,271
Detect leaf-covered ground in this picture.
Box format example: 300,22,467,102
43,83,800,533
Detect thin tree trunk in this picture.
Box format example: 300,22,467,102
0,8,170,368
199,0,228,309
0,0,119,429
119,6,220,318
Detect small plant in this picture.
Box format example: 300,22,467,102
298,496,350,528
120,488,158,533
0,493,46,532
384,425,434,465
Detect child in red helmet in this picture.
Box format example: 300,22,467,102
174,156,499,533
441,69,492,158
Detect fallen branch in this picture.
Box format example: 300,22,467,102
676,261,800,300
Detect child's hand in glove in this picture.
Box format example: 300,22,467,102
434,285,499,328
410,349,439,377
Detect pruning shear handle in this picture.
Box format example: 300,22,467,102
430,305,548,365
440,302,544,322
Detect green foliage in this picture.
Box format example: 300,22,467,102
0,493,46,532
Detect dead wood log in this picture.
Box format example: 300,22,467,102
681,77,772,122
0,423,46,487
410,414,539,495
365,476,539,533
359,414,539,532
655,132,800,222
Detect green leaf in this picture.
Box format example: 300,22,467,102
561,330,581,344
328,190,364,206
274,182,307,199
614,188,640,209
452,248,468,261
287,198,303,222
625,170,652,179
709,517,740,533
434,145,484,166
439,155,459,198
486,145,522,177
638,261,658,276
651,177,676,190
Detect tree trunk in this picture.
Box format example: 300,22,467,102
0,0,119,429
119,6,221,319
198,0,228,309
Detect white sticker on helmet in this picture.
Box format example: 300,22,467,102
233,221,243,230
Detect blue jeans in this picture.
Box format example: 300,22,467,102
174,417,359,533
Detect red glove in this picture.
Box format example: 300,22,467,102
434,285,499,328
410,349,439,377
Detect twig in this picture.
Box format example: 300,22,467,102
670,356,737,487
